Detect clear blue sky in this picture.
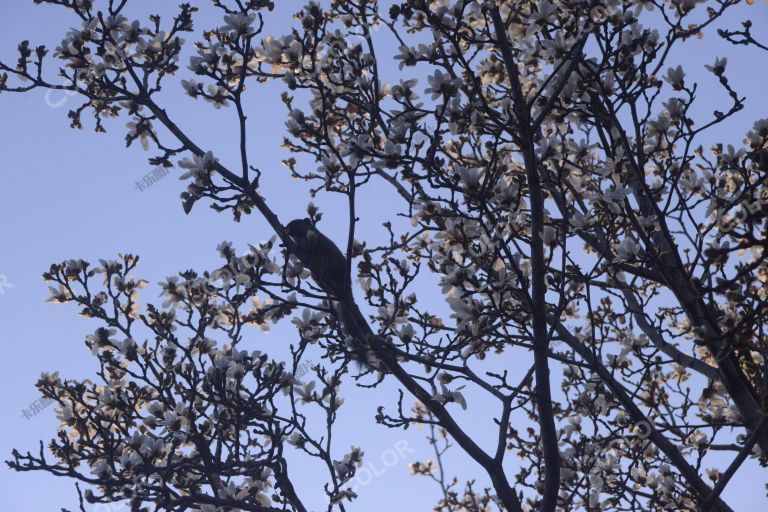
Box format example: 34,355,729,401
1,1,767,511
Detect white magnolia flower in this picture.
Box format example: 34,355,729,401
541,31,571,61
296,381,316,404
56,403,76,423
341,134,371,166
447,296,482,334
705,56,727,75
542,226,558,246
189,43,223,73
425,69,462,100
38,371,60,385
433,384,467,410
222,12,257,35
613,237,641,262
720,144,745,166
178,151,217,181
126,120,155,151
91,459,112,479
527,1,558,32
678,171,705,195
394,44,417,69
287,432,306,448
664,97,685,118
398,323,415,342
391,78,418,100
647,113,672,138
570,211,590,229
457,166,480,190
664,65,685,90
181,79,200,97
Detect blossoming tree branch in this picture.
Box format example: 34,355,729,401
3,1,768,511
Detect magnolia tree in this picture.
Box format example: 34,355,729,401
3,0,768,511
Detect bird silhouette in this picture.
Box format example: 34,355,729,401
286,218,387,373
286,218,352,299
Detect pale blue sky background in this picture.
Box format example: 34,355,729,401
1,1,767,511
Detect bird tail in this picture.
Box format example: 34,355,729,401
335,299,382,371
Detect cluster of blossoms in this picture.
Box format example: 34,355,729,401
3,1,768,511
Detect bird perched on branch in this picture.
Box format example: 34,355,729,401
286,218,385,374
286,218,352,300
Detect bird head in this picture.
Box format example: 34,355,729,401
286,218,313,239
